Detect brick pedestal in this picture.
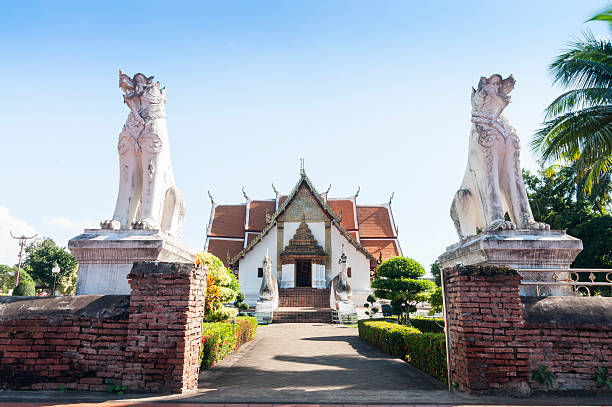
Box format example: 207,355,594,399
443,265,612,394
124,262,206,393
444,265,529,393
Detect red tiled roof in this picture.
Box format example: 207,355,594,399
248,200,276,231
207,239,245,267
209,205,246,238
278,195,288,206
349,231,358,241
246,232,258,245
328,199,356,230
357,206,395,238
360,239,400,260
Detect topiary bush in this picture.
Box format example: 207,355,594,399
371,257,436,325
358,319,447,384
12,270,35,296
204,307,238,322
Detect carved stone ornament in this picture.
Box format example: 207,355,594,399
100,70,186,237
450,74,549,240
279,218,328,265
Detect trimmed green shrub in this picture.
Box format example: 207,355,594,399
200,316,258,370
236,316,257,347
409,316,445,333
12,270,35,296
358,320,447,384
201,322,236,369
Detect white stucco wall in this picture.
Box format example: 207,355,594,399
238,226,277,306
330,226,372,306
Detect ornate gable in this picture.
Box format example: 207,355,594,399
279,186,328,222
280,218,328,265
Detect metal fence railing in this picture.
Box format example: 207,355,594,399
518,269,612,297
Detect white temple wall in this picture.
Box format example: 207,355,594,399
238,226,277,306
331,227,372,306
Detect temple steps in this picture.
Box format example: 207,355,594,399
273,307,333,324
278,287,330,308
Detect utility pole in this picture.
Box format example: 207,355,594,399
10,232,37,287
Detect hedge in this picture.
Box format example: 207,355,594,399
200,316,257,369
409,316,444,333
358,320,447,383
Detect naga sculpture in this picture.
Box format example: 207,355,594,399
330,247,352,305
450,74,549,240
101,71,185,236
258,250,278,306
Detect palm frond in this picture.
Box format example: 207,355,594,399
532,105,612,162
549,31,612,90
545,87,612,119
587,4,612,26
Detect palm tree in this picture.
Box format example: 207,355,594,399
532,5,612,200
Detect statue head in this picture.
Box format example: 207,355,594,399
471,74,515,119
118,70,156,95
263,248,272,273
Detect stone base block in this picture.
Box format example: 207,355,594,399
68,229,194,295
438,230,583,296
255,301,276,324
336,300,358,324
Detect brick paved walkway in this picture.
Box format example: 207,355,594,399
198,323,445,391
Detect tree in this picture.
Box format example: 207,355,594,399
524,167,612,269
195,252,240,320
12,269,35,296
430,260,441,287
0,265,17,294
532,5,612,196
371,257,435,325
524,167,611,295
23,238,78,291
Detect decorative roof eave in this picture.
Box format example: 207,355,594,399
229,172,379,266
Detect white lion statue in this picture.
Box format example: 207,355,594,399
100,71,185,236
450,74,549,240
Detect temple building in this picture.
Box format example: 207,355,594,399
204,170,402,306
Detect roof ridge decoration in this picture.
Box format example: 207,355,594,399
229,171,378,265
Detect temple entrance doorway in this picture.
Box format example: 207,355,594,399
295,261,312,287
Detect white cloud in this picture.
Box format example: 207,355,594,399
0,206,38,266
43,217,95,231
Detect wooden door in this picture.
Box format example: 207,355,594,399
295,261,312,287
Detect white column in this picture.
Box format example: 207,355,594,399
281,264,294,288
313,263,326,289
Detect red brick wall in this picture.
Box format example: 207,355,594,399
443,265,612,394
0,312,129,391
0,261,206,394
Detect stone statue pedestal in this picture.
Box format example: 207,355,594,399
68,229,194,295
438,230,583,296
335,301,358,324
254,301,275,325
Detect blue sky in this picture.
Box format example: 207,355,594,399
0,1,609,268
